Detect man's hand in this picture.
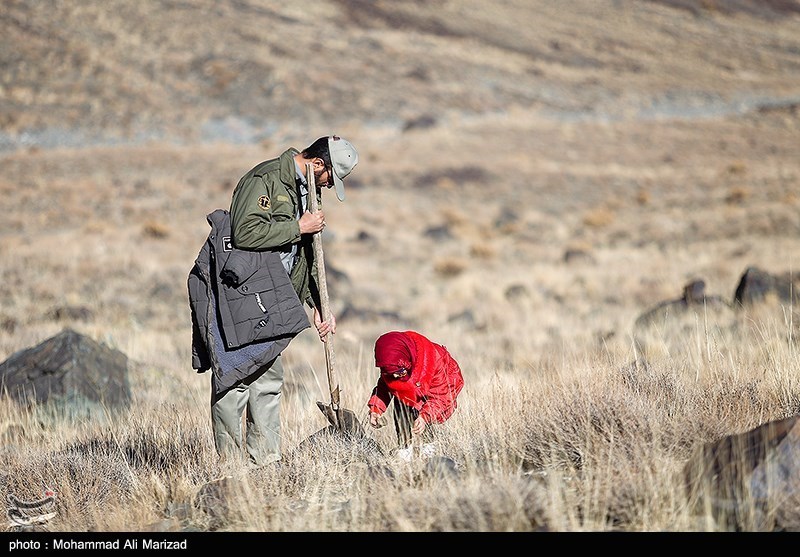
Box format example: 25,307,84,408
412,415,426,436
299,210,326,234
313,307,336,341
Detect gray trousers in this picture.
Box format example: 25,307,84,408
211,356,284,466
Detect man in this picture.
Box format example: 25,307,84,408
213,135,358,466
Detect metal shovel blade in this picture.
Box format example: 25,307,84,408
316,401,366,438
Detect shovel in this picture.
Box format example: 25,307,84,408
306,163,364,438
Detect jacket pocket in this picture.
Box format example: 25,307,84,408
225,277,282,344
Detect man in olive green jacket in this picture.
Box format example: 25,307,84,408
218,135,359,466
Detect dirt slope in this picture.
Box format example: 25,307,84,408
0,0,799,371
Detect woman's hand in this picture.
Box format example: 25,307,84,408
369,412,385,429
412,415,426,436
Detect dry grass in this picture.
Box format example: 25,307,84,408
2,315,798,532
1,0,800,533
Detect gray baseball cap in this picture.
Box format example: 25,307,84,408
328,136,359,201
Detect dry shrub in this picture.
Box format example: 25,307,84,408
434,257,468,277
726,161,747,175
725,186,750,205
416,166,489,189
565,240,592,254
441,207,467,226
636,188,651,206
205,60,238,94
143,221,170,239
582,207,615,228
436,177,456,190
469,242,495,259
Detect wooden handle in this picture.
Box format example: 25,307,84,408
306,163,340,412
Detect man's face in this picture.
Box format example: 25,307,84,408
314,159,334,189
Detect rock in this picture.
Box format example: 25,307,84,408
494,207,519,231
323,261,351,300
0,328,131,410
733,266,800,306
193,475,242,528
636,279,732,328
354,230,376,243
403,114,437,132
423,224,453,240
683,415,800,531
365,463,395,481
563,248,595,264
421,456,460,481
290,404,386,472
337,303,409,326
633,279,736,359
294,422,385,463
504,284,529,301
447,309,475,327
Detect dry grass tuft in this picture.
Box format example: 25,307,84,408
469,242,495,259
726,161,748,176
142,221,170,239
433,257,469,277
725,186,750,205
582,207,616,228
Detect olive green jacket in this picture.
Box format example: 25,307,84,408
229,148,320,309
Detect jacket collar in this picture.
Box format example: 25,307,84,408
279,148,300,189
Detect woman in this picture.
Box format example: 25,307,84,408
367,330,464,456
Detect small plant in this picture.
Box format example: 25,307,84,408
434,257,468,277
582,207,615,228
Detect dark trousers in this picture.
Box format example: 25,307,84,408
392,397,435,448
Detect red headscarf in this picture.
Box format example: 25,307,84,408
374,331,418,404
374,331,414,374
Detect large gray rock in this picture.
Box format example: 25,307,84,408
683,415,800,531
0,328,131,409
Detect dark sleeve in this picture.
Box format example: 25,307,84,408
188,267,211,373
367,377,392,414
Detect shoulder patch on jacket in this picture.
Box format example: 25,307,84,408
276,194,290,202
257,195,271,210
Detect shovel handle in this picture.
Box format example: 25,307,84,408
306,163,340,412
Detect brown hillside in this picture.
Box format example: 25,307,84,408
0,0,799,385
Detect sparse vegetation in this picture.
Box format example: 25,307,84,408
1,0,800,533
